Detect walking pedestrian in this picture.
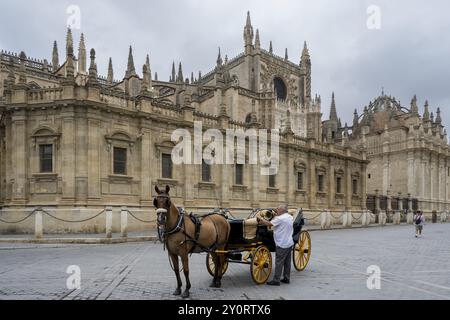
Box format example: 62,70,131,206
414,210,425,238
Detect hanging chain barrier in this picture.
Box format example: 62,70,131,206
126,209,157,224
305,212,322,221
330,212,346,219
351,212,364,220
40,208,106,223
0,209,38,224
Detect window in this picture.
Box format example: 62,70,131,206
336,177,342,194
297,172,304,190
368,174,371,179
113,147,127,175
273,77,287,100
162,153,173,179
202,160,211,182
352,179,358,195
269,175,276,188
235,164,243,185
39,144,53,173
318,174,324,192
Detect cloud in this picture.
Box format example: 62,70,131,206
1,0,449,127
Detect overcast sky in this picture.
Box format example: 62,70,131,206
1,0,449,128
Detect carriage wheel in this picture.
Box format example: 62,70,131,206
293,230,311,271
206,253,228,277
250,246,272,285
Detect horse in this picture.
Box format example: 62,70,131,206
154,185,230,299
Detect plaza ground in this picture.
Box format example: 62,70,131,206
0,223,449,300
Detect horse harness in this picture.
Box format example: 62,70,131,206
157,203,226,254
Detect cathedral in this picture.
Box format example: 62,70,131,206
323,91,450,213
0,12,373,233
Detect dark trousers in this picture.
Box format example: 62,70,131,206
272,246,293,282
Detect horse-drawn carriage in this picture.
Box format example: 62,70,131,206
154,185,312,298
206,208,312,285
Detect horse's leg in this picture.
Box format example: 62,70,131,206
215,253,227,288
209,253,219,288
170,253,182,296
180,252,191,299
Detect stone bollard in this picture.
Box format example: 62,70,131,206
379,211,387,226
320,211,327,230
363,211,372,227
342,211,352,228
393,211,401,225
35,208,43,240
106,206,113,239
441,211,448,223
326,210,332,229
121,207,128,238
407,211,414,224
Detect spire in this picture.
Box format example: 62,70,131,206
171,61,176,82
216,47,223,67
52,41,59,70
436,107,442,124
125,46,136,78
243,11,254,54
145,54,152,85
88,48,97,83
255,29,261,49
177,62,184,83
269,40,273,54
284,48,288,60
300,41,312,104
146,54,151,71
155,72,158,81
423,100,430,121
141,63,150,92
198,71,202,82
191,72,194,84
353,109,359,127
18,51,27,84
301,41,310,62
78,33,87,74
107,58,114,84
329,92,338,121
410,95,418,114
66,28,74,58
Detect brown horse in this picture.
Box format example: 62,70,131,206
154,185,230,299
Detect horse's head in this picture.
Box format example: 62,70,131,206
154,185,172,227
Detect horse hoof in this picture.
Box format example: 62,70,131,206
181,291,190,299
173,288,182,296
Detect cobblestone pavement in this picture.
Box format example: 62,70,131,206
0,223,449,300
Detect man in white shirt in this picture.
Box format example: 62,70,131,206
257,204,294,286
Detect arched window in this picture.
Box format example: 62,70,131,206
273,77,287,100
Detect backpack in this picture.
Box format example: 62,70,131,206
415,216,422,225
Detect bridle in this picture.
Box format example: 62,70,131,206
154,194,184,243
